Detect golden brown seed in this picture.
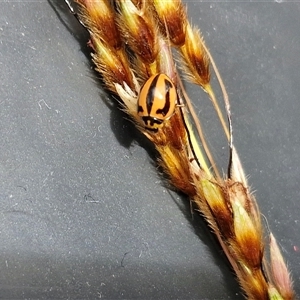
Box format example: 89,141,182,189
181,24,210,87
117,0,158,64
92,35,134,92
232,201,263,269
152,0,187,46
201,179,234,239
76,0,122,49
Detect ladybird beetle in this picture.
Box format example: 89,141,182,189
138,74,177,131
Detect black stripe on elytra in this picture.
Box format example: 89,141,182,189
146,74,160,114
138,105,144,113
142,116,163,126
156,78,172,117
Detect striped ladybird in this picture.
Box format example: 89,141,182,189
138,74,177,131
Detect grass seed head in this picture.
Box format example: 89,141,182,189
232,201,263,269
76,0,122,49
145,109,197,196
181,24,210,88
152,0,187,46
270,233,295,300
201,179,234,239
65,1,295,298
117,0,158,65
92,35,134,93
157,145,196,196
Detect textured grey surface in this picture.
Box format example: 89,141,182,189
0,0,299,299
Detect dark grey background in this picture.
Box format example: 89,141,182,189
0,1,299,299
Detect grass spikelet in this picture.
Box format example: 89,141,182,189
152,0,187,46
76,0,121,49
270,233,295,300
63,1,296,299
116,0,158,68
241,269,269,300
231,200,263,269
152,110,197,197
92,34,135,93
180,23,210,88
201,179,233,239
